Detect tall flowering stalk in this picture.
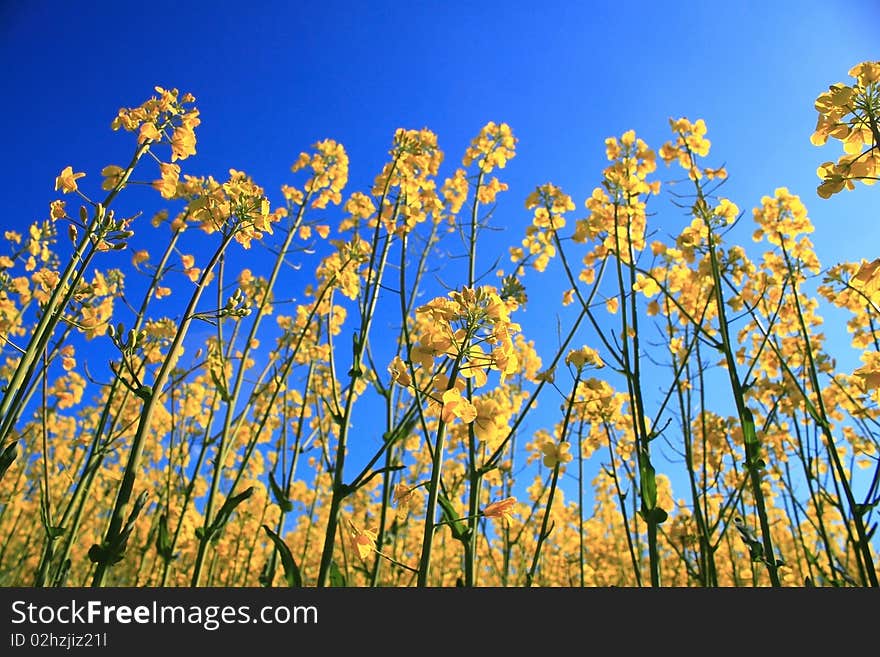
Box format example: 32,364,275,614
92,164,277,586
1,64,879,589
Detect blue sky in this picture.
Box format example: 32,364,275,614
2,1,879,523
3,1,877,246
3,0,878,250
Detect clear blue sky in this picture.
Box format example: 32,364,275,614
3,1,877,247
2,1,878,516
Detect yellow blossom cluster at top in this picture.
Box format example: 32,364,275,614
112,86,200,161
291,138,350,210
510,183,575,274
811,61,880,198
363,128,444,236
463,121,516,174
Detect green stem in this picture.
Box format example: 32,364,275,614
0,140,151,446
191,196,310,586
92,227,236,587
527,372,579,586
315,158,401,588
705,225,781,587
778,238,878,586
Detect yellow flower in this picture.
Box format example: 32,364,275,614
348,520,378,560
392,483,417,521
811,61,880,198
153,162,181,199
534,366,555,383
55,166,85,194
463,121,517,173
170,126,197,161
483,497,517,525
715,198,739,224
633,273,661,298
565,345,604,370
541,440,572,468
138,122,162,144
101,165,126,191
849,60,880,85
181,253,201,282
388,355,412,387
853,351,880,391
132,250,150,267
60,344,76,372
442,168,469,214
852,258,880,289
440,387,477,424
49,199,67,221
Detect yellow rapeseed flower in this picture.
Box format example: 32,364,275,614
483,496,517,525
348,520,378,560
541,440,573,468
55,166,85,194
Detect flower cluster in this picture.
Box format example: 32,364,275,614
462,121,516,174
811,61,880,198
112,86,201,162
510,183,575,274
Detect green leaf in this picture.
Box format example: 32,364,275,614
209,367,230,402
742,407,758,446
438,493,468,542
638,451,657,511
647,507,668,525
87,541,125,566
87,544,106,564
328,560,346,587
135,385,153,402
156,513,174,561
741,406,765,467
121,491,150,539
268,471,293,513
0,440,18,480
262,525,302,587
211,486,254,535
